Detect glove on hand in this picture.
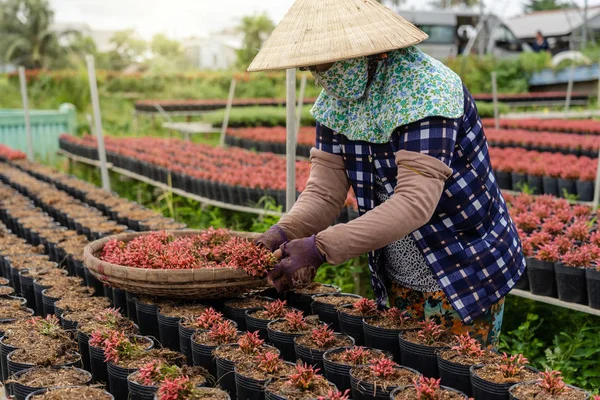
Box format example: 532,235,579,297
253,225,288,252
267,235,325,292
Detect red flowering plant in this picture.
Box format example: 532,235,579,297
136,360,181,386
27,315,62,338
348,298,378,316
308,325,337,348
256,351,285,375
100,229,276,277
536,243,561,263
540,218,565,236
370,358,397,379
318,389,351,400
413,376,442,400
89,329,145,364
157,376,198,400
286,362,326,392
496,353,529,379
283,310,308,332
451,333,484,358
561,245,597,268
513,212,540,233
528,231,552,250
207,320,238,345
566,220,591,242
263,299,288,320
237,331,265,355
193,307,224,330
537,370,568,395
416,320,446,346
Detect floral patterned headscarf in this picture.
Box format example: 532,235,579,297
310,46,464,144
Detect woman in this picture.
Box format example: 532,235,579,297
250,0,525,346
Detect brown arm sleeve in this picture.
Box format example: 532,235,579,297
315,150,453,265
277,148,351,240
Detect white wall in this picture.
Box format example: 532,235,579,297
184,38,237,70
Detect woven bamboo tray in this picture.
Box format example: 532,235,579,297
83,230,266,299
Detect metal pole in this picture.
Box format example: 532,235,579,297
219,78,236,147
86,55,111,192
593,146,600,209
478,0,485,56
18,67,34,161
565,64,575,115
286,69,297,212
295,74,307,136
492,71,500,130
583,0,589,49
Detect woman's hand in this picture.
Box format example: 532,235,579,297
267,235,325,292
253,225,288,252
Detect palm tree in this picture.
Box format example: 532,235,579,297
0,0,77,68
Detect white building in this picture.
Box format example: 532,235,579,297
183,35,240,71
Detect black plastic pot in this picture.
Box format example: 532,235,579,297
224,297,273,332
33,281,51,316
362,320,404,362
322,347,392,392
286,285,340,315
12,366,92,400
245,308,271,341
61,312,79,331
437,353,474,397
178,321,197,366
311,294,361,331
586,268,600,309
25,386,114,400
526,175,543,195
398,331,448,378
41,289,60,317
103,285,113,304
18,272,36,315
527,258,557,298
470,365,538,400
0,336,19,382
235,367,269,400
191,336,219,378
112,288,127,316
265,380,336,400
514,262,530,292
157,311,181,352
266,319,313,362
507,381,590,400
350,365,420,400
127,374,159,400
7,350,81,378
554,263,588,304
108,361,137,400
337,305,376,346
390,384,468,400
510,172,527,191
84,267,104,296
557,178,576,198
77,330,91,373
542,176,558,197
215,344,250,400
126,292,138,323
576,180,594,202
89,343,110,387
135,299,159,339
495,171,511,190
294,334,354,371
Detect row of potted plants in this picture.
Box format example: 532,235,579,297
482,117,600,135
0,145,27,162
506,192,600,308
10,159,184,232
1,156,598,399
57,135,359,213
225,127,313,158
490,147,596,200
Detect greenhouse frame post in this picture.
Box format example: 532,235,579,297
594,146,600,210
86,55,111,192
219,79,236,147
296,74,307,135
286,69,297,212
18,67,34,161
491,71,500,130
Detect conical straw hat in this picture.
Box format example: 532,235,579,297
248,0,428,72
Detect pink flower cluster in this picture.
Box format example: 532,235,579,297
486,128,600,152
0,145,26,161
228,127,315,147
100,229,276,276
490,148,596,181
506,193,600,268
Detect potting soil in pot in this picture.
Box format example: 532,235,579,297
350,362,421,400
9,366,91,400
323,347,393,392
392,385,467,400
265,366,333,400
27,386,113,399
437,347,500,397
509,380,589,400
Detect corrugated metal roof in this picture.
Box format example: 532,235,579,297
507,7,600,39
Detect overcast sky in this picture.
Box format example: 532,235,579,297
49,0,592,39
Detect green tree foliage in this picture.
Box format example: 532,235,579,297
101,29,147,71
150,33,183,59
235,13,275,69
0,0,79,68
523,0,570,13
